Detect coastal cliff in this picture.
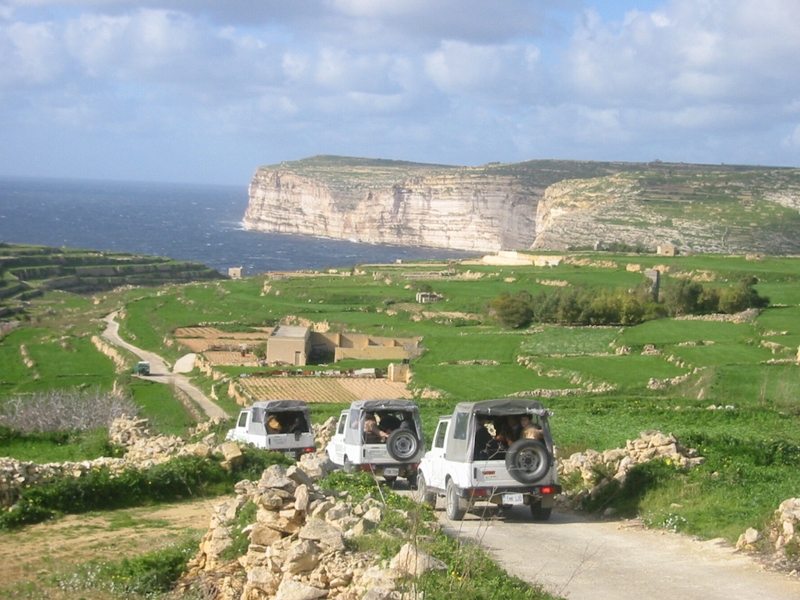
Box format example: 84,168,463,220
244,158,541,252
243,156,800,254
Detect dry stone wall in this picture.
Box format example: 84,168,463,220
558,430,705,509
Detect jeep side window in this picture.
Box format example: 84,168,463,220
237,412,248,428
453,411,469,440
434,422,448,448
337,414,347,435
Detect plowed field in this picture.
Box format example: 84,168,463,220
239,377,412,403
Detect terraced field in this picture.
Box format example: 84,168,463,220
239,376,412,403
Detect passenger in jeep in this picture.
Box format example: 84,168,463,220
474,415,495,460
520,415,544,440
364,412,389,443
493,416,518,448
377,411,402,434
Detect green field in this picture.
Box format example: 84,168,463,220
1,251,799,546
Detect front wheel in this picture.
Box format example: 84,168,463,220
445,480,467,521
416,472,436,508
343,456,355,474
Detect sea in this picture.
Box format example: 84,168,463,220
0,177,474,275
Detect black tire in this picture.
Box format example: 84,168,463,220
384,476,397,487
530,499,552,521
386,429,419,461
445,479,466,521
416,472,436,508
406,471,418,490
343,456,355,474
505,439,551,484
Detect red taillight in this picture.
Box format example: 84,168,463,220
468,489,488,498
409,463,418,470
359,464,373,472
540,486,554,495
303,447,314,454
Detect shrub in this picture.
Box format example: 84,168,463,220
0,387,139,433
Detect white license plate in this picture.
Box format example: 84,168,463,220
284,451,297,459
502,493,524,505
383,467,399,477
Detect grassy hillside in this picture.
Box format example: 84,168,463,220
1,249,799,544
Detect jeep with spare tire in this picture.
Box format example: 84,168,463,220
325,399,424,487
417,398,560,520
226,400,316,460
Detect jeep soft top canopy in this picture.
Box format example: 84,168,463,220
350,399,420,412
251,400,309,412
454,398,551,417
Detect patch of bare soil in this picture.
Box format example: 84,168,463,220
0,497,225,599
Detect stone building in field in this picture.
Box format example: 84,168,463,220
266,325,311,366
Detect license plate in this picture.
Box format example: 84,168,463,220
502,493,524,505
383,467,399,477
284,451,297,459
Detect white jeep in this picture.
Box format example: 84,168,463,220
325,399,424,486
226,400,316,460
417,398,560,520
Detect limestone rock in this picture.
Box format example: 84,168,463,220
389,543,447,576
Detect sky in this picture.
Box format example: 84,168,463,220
1,0,799,185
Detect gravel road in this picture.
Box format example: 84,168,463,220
437,504,800,600
101,312,229,419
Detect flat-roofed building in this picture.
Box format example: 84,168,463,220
266,326,310,366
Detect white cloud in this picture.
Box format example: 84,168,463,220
0,20,66,87
565,0,800,107
425,40,543,101
1,0,800,184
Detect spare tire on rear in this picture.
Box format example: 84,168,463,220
505,439,551,484
386,429,419,461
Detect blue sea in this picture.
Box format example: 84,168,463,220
0,178,473,274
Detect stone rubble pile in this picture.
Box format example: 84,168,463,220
737,497,800,558
175,459,446,600
558,430,704,508
313,417,338,455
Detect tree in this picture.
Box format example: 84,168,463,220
719,276,769,314
489,292,534,328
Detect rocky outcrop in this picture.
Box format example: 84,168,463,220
243,156,800,255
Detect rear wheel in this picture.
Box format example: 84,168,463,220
406,471,418,490
445,480,467,521
530,499,552,521
416,472,436,508
384,476,397,487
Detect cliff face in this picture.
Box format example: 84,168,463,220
244,167,539,252
243,156,800,255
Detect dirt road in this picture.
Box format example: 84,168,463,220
439,505,800,600
101,312,229,419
